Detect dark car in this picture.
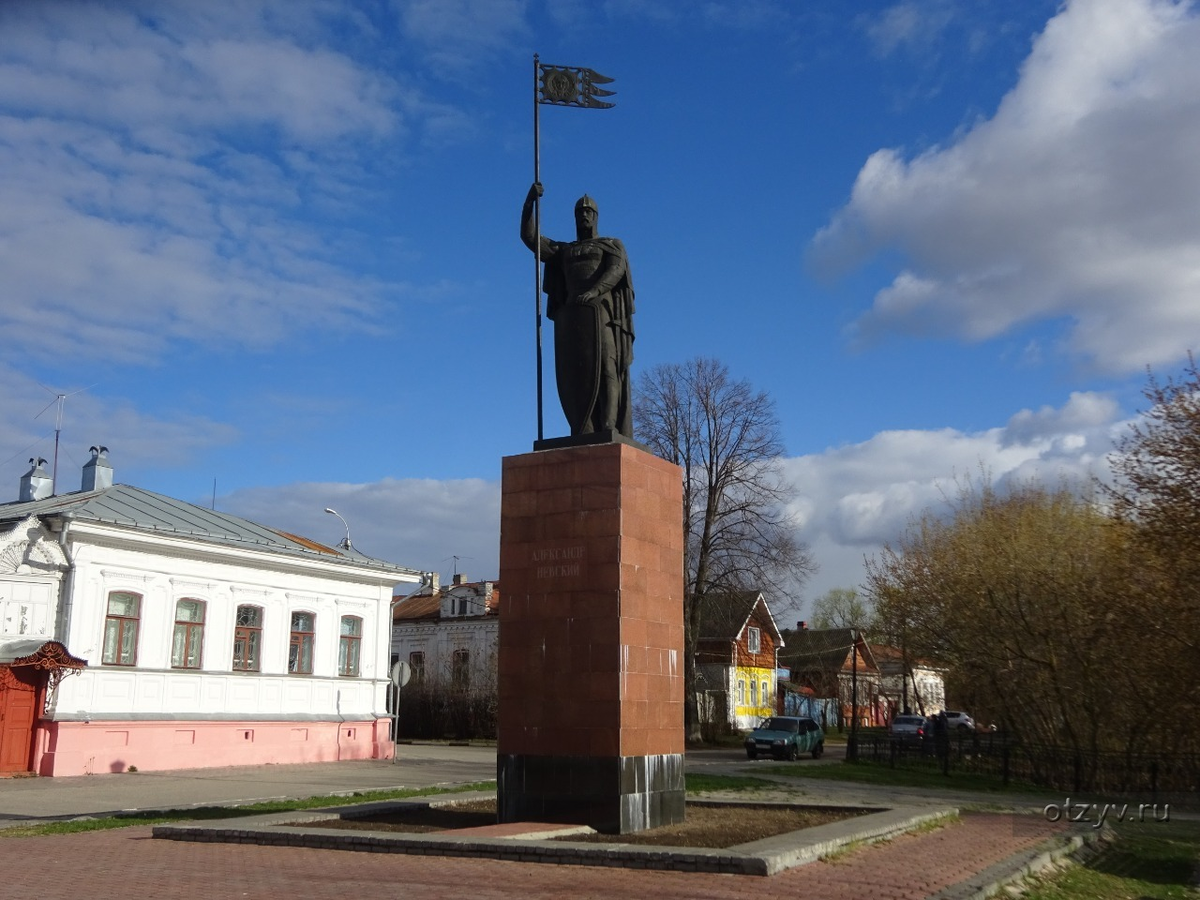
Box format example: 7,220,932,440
744,716,825,761
888,714,927,745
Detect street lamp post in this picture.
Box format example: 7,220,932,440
324,507,352,550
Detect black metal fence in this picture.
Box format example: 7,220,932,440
853,732,1199,800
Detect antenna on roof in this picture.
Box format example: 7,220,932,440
442,554,474,577
34,383,95,496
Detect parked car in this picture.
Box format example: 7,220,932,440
888,714,927,745
942,710,976,733
744,716,825,761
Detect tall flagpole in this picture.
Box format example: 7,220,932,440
533,53,544,443
530,59,614,443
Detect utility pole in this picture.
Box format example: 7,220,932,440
848,629,859,762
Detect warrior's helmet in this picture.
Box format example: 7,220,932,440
575,194,598,214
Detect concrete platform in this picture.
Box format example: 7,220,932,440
153,790,963,877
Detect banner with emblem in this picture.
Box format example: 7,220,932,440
529,55,617,441
537,63,616,109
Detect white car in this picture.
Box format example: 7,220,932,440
942,710,976,732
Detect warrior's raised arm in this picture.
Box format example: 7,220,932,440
521,182,560,258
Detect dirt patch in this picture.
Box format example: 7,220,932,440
303,800,871,849
307,800,497,833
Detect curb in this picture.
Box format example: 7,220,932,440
929,823,1109,900
152,793,957,877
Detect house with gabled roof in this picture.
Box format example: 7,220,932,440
870,643,946,718
694,590,784,730
777,625,886,728
0,449,421,776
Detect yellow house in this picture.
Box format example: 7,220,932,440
694,591,784,730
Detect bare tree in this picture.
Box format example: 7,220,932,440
1108,354,1200,656
809,587,875,633
636,357,815,741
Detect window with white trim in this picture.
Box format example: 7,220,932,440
452,648,470,690
171,598,205,669
233,604,263,672
102,591,140,666
289,611,315,674
746,626,761,654
338,615,362,677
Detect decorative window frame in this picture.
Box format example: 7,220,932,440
338,615,363,677
233,603,265,672
451,647,470,690
746,626,761,655
408,650,426,684
171,598,206,669
101,590,142,666
288,610,316,675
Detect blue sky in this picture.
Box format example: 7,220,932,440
3,0,1198,614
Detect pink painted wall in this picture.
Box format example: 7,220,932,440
33,717,393,776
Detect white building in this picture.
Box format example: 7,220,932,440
391,574,499,691
0,451,421,776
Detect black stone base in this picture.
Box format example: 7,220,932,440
497,752,685,834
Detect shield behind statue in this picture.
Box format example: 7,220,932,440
554,300,601,434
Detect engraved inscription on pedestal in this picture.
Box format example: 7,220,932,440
531,541,587,585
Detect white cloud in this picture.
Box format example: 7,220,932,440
0,1,447,366
861,1,955,58
811,0,1200,375
1003,390,1119,446
785,390,1124,605
221,476,501,580
397,0,529,70
0,365,238,495
203,393,1129,613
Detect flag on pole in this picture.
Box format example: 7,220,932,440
537,63,616,109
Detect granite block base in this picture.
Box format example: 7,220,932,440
497,752,685,834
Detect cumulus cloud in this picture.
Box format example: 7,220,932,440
221,476,501,581
785,390,1125,603
203,391,1129,610
811,0,1200,375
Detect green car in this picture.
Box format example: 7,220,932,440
744,716,825,761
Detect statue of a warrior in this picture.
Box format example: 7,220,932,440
521,182,634,438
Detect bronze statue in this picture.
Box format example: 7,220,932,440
522,182,635,438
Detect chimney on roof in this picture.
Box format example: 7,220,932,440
797,620,808,630
81,446,113,491
19,457,53,501
424,571,440,593
452,573,468,586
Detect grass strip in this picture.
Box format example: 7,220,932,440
5,775,784,838
1018,820,1200,899
684,773,785,793
0,781,496,838
765,759,1050,794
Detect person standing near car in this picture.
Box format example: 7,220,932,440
930,711,948,761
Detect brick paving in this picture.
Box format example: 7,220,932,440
2,812,1065,899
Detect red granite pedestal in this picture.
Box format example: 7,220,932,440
496,439,685,834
